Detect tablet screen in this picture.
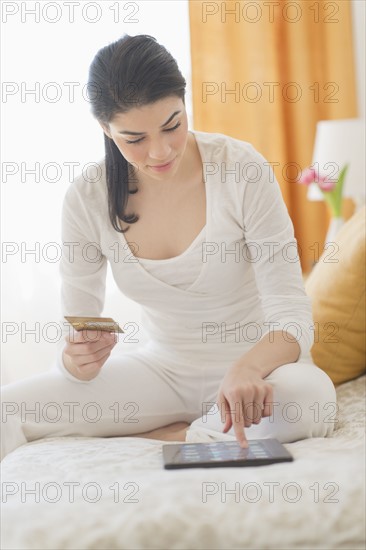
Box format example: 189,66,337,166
163,439,293,469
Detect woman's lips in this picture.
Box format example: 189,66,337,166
148,158,176,172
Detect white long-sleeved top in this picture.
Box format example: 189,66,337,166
56,130,314,375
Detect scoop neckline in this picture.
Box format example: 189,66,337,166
137,224,206,263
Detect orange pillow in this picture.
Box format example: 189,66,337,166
305,206,366,386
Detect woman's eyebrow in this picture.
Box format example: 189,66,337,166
118,110,181,135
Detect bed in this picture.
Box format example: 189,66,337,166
1,373,365,550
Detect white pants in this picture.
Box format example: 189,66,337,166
0,343,337,460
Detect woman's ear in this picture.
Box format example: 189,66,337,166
98,121,112,139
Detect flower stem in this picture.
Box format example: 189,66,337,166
321,164,349,217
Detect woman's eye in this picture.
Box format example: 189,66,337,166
125,137,144,145
164,121,181,132
125,121,181,145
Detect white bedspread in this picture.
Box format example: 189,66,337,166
1,375,365,550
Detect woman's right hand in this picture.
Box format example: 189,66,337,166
62,330,117,381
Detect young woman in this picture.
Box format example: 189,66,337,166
1,34,336,459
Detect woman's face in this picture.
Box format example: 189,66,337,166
100,96,189,184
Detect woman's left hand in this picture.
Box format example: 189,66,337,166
216,363,274,447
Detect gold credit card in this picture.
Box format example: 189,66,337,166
64,316,124,333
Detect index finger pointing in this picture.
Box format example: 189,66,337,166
229,397,249,448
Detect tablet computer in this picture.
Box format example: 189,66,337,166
162,439,293,469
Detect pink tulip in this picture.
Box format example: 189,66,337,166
299,168,316,185
318,175,336,192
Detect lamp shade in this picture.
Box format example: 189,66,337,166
307,118,366,201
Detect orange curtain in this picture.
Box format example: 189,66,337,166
189,0,358,273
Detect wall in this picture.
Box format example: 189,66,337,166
2,1,192,384
351,0,365,117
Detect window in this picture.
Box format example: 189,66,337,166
1,1,192,383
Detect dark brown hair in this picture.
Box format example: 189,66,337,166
87,34,186,233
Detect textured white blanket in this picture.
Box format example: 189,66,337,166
1,375,365,550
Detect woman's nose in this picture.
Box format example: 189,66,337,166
148,138,172,161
